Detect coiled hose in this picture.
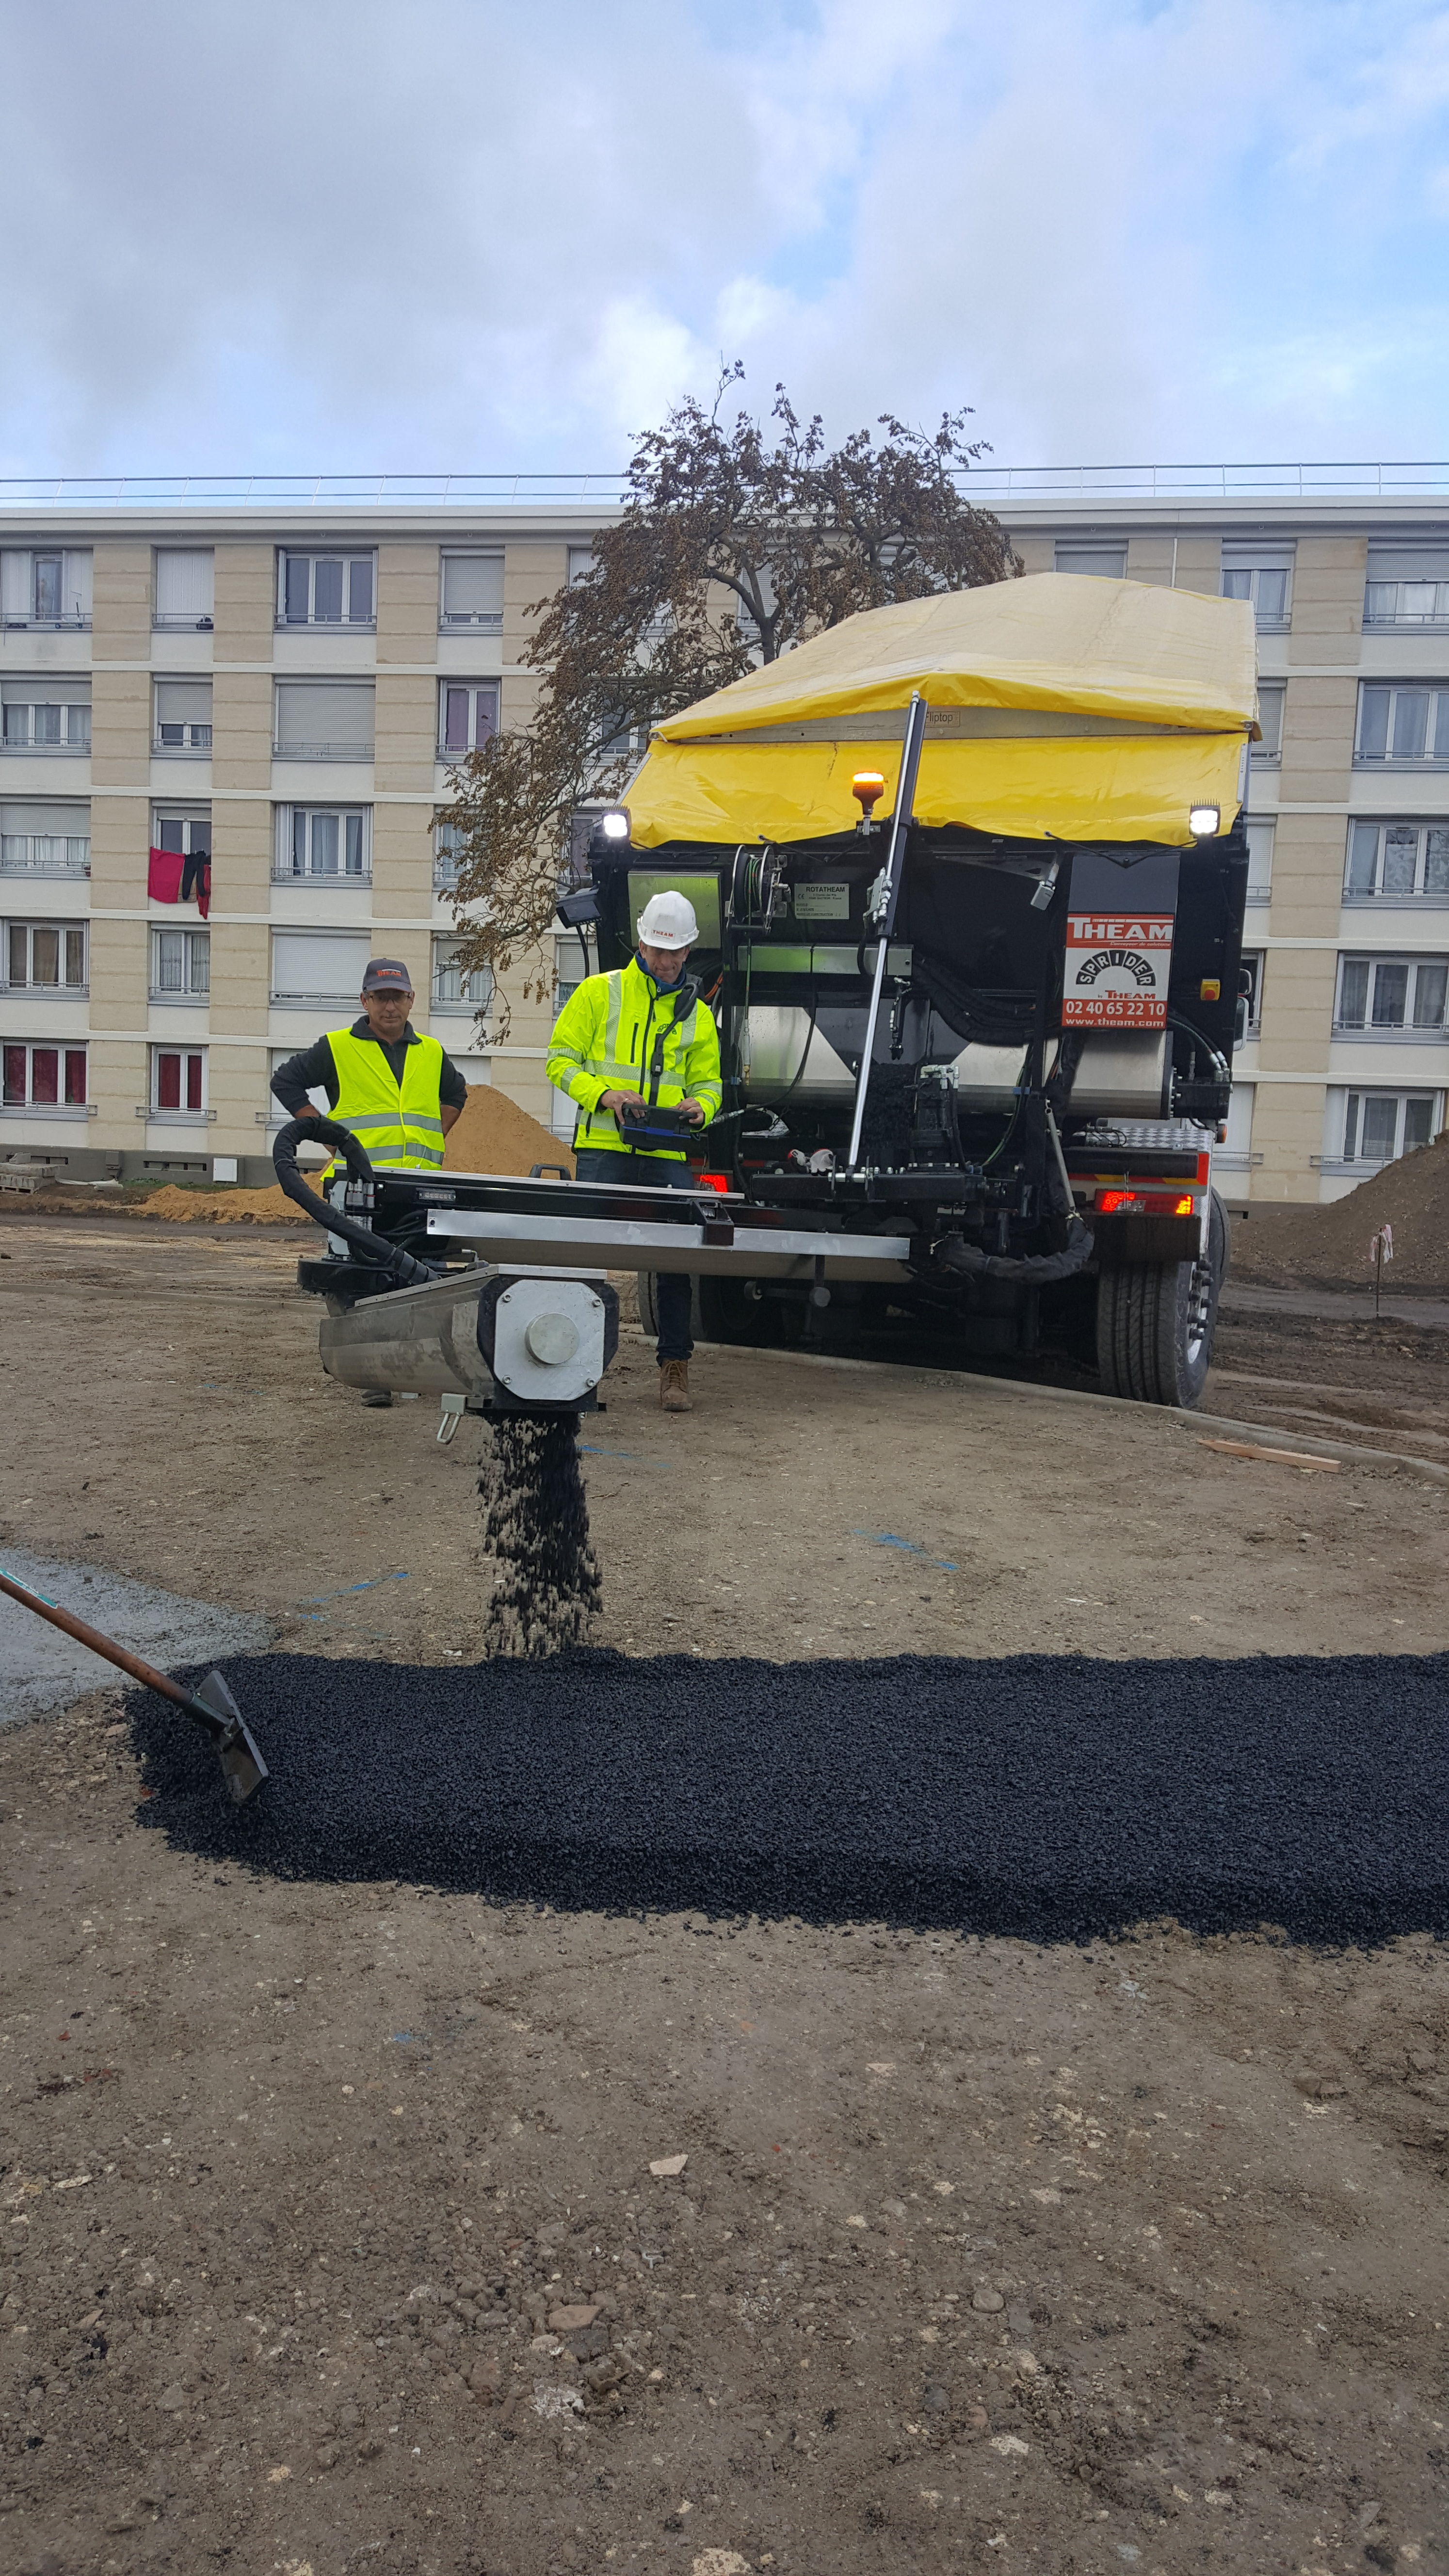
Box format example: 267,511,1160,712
271,1115,440,1288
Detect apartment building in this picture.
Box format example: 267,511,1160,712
2,477,1448,1202
0,507,601,1187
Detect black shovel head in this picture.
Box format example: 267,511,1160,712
190,1669,269,1804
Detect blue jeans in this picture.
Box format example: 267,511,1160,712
573,1147,695,1364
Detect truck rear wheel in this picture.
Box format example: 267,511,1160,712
1095,1243,1219,1408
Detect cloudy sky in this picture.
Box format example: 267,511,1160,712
4,0,1448,478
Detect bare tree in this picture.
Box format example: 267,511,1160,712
441,369,1017,1030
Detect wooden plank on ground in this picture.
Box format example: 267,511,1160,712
1198,1438,1340,1472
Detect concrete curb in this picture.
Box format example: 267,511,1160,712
625,1328,1449,1485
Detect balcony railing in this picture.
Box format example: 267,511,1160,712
273,739,375,761
271,863,372,885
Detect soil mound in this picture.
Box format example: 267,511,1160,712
136,1182,297,1223
443,1081,572,1177
1235,1134,1449,1290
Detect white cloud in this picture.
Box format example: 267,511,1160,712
2,0,1448,473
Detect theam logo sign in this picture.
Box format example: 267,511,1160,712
1063,911,1175,1029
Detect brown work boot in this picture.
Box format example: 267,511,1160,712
659,1360,692,1413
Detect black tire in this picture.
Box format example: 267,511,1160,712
697,1272,788,1346
1209,1185,1230,1287
1095,1246,1219,1408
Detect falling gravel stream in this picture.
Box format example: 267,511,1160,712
127,1647,1449,1944
477,1413,602,1657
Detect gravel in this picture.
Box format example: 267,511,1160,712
123,1647,1449,1945
477,1414,600,1657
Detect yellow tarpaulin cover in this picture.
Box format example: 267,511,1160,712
627,573,1258,849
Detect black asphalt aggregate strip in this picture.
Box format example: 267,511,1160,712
124,1648,1449,1946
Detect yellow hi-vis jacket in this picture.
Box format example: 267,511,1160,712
323,1024,447,1177
546,957,722,1159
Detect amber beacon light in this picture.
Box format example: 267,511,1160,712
851,770,887,828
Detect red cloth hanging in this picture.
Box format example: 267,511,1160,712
197,857,211,921
148,846,185,903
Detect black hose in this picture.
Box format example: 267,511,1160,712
933,1215,1095,1286
271,1116,440,1288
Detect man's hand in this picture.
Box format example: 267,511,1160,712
678,1099,707,1125
600,1088,647,1117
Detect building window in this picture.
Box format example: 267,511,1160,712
2,1041,87,1109
1343,1091,1439,1164
270,929,373,1004
151,1046,206,1115
1345,819,1449,903
0,801,89,876
1221,546,1294,628
1219,1080,1256,1170
0,549,92,630
1238,950,1262,1035
1053,543,1127,578
1,682,91,753
3,921,86,995
274,680,375,760
439,552,503,629
154,678,213,753
438,681,500,757
1335,953,1449,1033
153,548,214,628
274,805,370,881
434,817,464,890
276,551,375,627
1252,683,1284,763
1356,683,1449,764
431,937,493,1015
149,927,209,999
1363,549,1449,627
1245,818,1274,905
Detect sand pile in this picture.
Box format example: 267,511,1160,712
1235,1133,1449,1290
135,1183,298,1224
444,1082,573,1177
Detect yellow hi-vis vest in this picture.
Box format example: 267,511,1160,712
546,958,722,1158
323,1025,447,1177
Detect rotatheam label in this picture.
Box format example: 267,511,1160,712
1063,911,1174,1028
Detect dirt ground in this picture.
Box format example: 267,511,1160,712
2,1214,1448,2576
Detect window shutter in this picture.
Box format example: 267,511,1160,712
1054,545,1127,577
155,680,213,724
0,801,89,836
441,554,504,616
274,682,375,755
1366,548,1449,581
1221,543,1295,571
155,549,214,617
271,930,374,999
0,553,31,619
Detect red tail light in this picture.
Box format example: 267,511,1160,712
697,1172,731,1194
1096,1188,1198,1217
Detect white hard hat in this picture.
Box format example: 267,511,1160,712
636,889,698,949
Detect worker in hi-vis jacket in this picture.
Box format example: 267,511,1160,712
271,954,467,1409
546,890,721,1414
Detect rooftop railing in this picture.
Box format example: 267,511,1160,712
4,462,1449,510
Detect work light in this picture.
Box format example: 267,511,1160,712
1189,805,1220,837
598,808,630,839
